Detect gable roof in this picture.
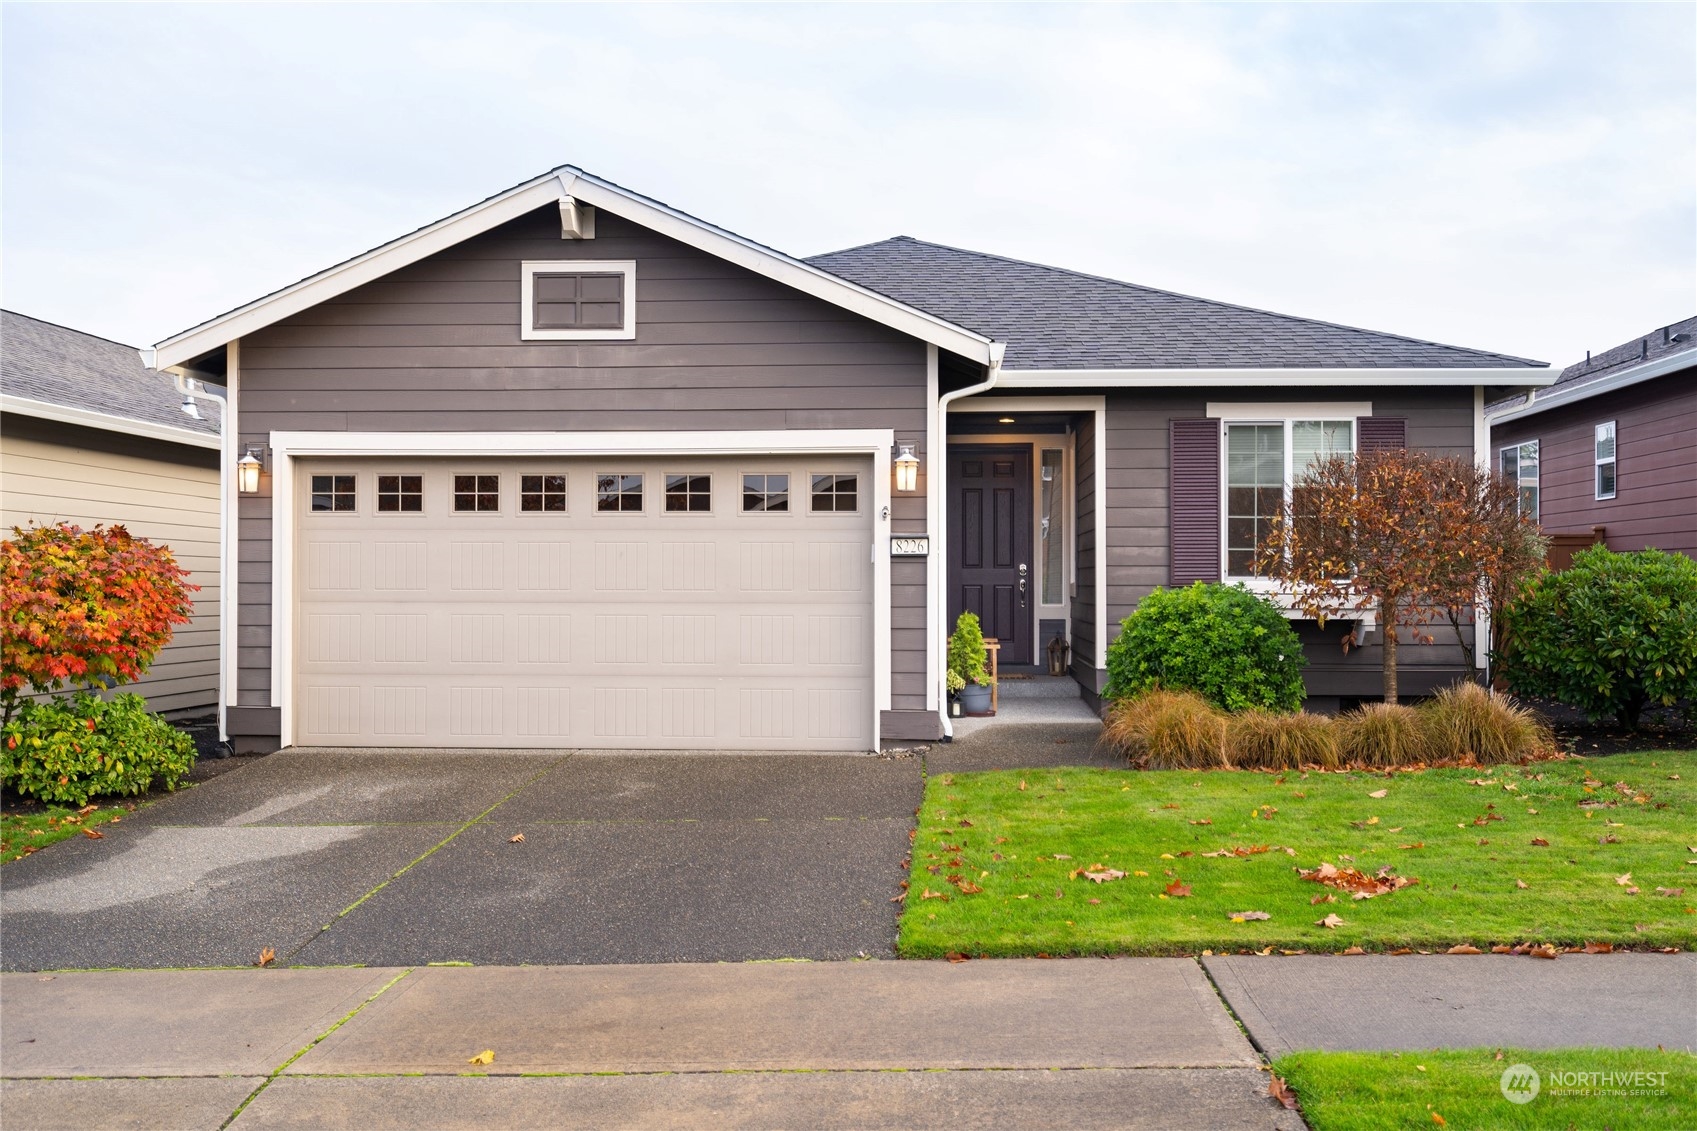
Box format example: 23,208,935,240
807,236,1547,372
1487,315,1697,422
2,310,221,447
147,166,998,371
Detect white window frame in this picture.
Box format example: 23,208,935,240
1594,421,1617,501
1499,439,1539,521
520,259,637,341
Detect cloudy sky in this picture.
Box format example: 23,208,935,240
3,3,1692,367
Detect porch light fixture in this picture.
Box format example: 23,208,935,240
893,443,920,493
237,446,264,494
998,416,1016,424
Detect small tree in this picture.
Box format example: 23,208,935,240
1,523,195,723
1255,450,1541,704
947,611,990,687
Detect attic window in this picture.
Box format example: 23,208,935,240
521,260,636,341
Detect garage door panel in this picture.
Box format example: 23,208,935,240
295,457,874,750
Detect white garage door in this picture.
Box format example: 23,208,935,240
293,457,874,750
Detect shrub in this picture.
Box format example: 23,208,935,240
1418,682,1555,764
1,692,195,805
1496,546,1697,727
1,522,195,723
1104,582,1306,712
1226,709,1340,770
1102,688,1228,768
948,611,990,687
1337,703,1429,767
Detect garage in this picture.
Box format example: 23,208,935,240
292,456,875,750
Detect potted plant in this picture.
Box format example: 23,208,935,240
948,611,994,716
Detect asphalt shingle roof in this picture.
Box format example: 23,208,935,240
1488,315,1697,414
2,310,221,438
807,236,1546,371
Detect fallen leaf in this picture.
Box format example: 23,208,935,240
1300,862,1418,898
1515,879,1529,890
1018,780,1027,791
508,833,525,843
81,829,104,840
1268,1075,1298,1110
75,804,98,816
1491,945,1514,953
1583,941,1614,954
1530,838,1549,846
1432,1113,1447,1126
1616,872,1634,886
1446,944,1483,954
945,952,970,963
1341,945,1367,955
1528,943,1559,959
255,947,275,967
468,1049,495,1066
1655,887,1685,897
1390,947,1413,956
1052,853,1072,860
1081,867,1127,883
1132,870,1149,877
1369,789,1389,799
1311,893,1337,905
920,888,949,901
1229,911,1272,921
1189,819,1213,826
1398,842,1425,850
1317,913,1345,929
1164,879,1192,898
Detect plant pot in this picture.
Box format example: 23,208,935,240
960,682,993,716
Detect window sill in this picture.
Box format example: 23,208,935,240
1227,577,1379,641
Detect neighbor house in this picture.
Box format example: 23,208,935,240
142,167,1554,752
1,310,223,717
1488,317,1696,566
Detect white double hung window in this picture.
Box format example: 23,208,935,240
1222,417,1355,578
1594,422,1617,500
1500,441,1539,520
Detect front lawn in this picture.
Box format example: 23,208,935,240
1274,1047,1697,1130
900,752,1696,956
1,802,132,864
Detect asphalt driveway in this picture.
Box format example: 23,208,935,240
0,750,926,970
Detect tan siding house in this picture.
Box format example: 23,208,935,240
1,311,222,718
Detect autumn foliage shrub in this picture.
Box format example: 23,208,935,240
1418,682,1556,764
1103,582,1306,712
1226,709,1341,770
1102,688,1228,768
2,693,194,805
2,522,195,721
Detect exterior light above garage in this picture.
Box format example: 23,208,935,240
237,447,264,493
893,443,920,493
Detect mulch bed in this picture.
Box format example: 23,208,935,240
1528,697,1694,757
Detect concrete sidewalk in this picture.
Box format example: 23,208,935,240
1,959,1294,1131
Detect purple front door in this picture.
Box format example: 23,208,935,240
948,445,1034,665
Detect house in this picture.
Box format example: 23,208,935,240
142,166,1554,752
1488,317,1696,566
1,310,223,718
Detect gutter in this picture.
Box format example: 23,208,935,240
934,342,1006,740
1486,349,1696,426
0,393,221,449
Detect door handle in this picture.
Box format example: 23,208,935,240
1018,563,1028,607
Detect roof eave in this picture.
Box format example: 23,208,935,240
996,366,1555,388
1,393,222,449
1485,349,1696,426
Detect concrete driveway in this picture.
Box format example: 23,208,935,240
0,749,925,970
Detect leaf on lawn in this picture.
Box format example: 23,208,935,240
1164,879,1192,898
1202,844,1273,858
75,804,98,816
1229,910,1271,921
1390,947,1413,956
1432,1114,1447,1126
1269,1075,1298,1110
1018,780,1027,791
1583,941,1614,953
508,833,525,843
1530,837,1549,846
1189,819,1213,826
1369,789,1389,799
1311,893,1337,904
945,951,970,963
1317,913,1345,929
1446,944,1483,954
1341,945,1367,955
468,1049,495,1066
1599,834,1620,844
958,819,973,828
1081,867,1127,883
948,876,984,895
1655,887,1685,897
1398,842,1425,850
920,888,949,901
81,829,104,840
1616,872,1634,885
255,947,276,967
1528,943,1559,959
1087,898,1101,905
1052,853,1072,860
1515,879,1529,889
1300,861,1418,898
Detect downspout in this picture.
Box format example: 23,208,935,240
935,342,1006,740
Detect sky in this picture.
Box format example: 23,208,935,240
3,2,1692,369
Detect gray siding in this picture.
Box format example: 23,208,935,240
235,205,933,725
1492,371,1696,558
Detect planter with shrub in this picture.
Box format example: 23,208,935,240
948,611,994,716
1104,582,1306,712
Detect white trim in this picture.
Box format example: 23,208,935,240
0,393,221,449
1003,368,1553,388
220,341,240,735
1486,349,1695,425
1093,405,1107,669
267,428,894,751
924,345,940,716
150,167,996,371
520,260,636,340
1206,400,1373,421
948,395,1108,414
1594,420,1618,501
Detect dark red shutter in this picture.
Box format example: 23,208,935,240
1357,416,1407,453
1170,419,1221,585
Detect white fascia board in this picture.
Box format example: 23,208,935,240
266,428,892,457
948,394,1107,413
997,367,1556,388
1485,350,1696,426
560,172,995,364
1,394,221,449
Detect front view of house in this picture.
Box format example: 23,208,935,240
145,166,1555,753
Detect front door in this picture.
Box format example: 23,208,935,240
948,446,1034,665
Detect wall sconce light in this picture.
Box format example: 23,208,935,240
893,442,920,493
237,446,264,494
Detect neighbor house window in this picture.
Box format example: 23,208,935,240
453,474,500,512
1594,422,1617,500
520,260,636,340
665,474,711,512
1224,419,1354,577
743,473,789,512
596,473,643,512
520,474,567,512
1501,441,1539,520
310,474,356,512
375,475,422,513
810,473,858,513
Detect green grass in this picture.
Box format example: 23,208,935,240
900,752,1697,956
1274,1048,1697,1130
2,802,133,864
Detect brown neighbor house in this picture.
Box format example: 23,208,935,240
1488,317,1696,566
142,166,1556,753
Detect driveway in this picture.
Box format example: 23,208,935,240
0,750,925,970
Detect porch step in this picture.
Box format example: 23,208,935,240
995,675,1083,701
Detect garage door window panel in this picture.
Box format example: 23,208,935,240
454,474,501,513
743,473,790,513
810,473,859,513
520,474,569,513
375,475,423,514
310,474,358,513
665,474,713,513
597,473,644,513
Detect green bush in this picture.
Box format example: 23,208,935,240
948,610,990,687
1497,546,1697,727
1104,582,1307,711
1,692,195,805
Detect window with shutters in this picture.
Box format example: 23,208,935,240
1222,418,1354,577
520,260,636,340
